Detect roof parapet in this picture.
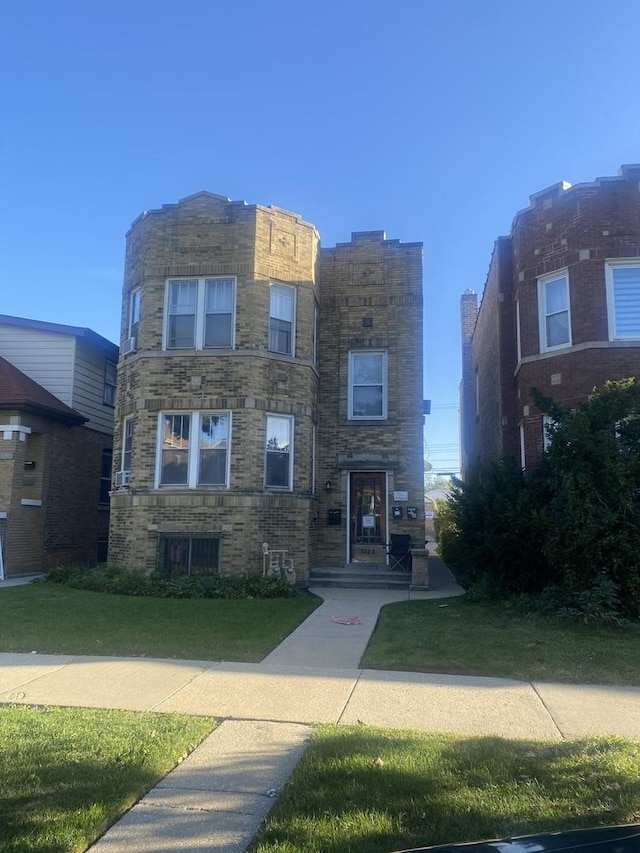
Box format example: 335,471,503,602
514,163,640,221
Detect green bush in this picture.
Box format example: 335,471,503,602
537,379,640,620
44,565,298,599
439,457,553,596
445,380,640,623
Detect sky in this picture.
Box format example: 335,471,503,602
2,1,640,475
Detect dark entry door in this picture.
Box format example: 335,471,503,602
349,472,386,563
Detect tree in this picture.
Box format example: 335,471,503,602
535,379,640,619
437,379,640,621
438,455,552,595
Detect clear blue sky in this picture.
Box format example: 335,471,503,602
2,1,640,474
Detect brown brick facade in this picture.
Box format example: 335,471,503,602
0,413,111,574
109,195,424,579
461,165,640,475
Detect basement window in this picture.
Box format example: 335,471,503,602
157,534,220,576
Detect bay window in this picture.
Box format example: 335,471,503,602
605,261,640,340
538,270,571,351
265,414,293,489
122,416,133,473
158,412,230,487
269,283,295,355
165,278,236,349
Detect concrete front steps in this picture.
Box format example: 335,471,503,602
308,563,411,590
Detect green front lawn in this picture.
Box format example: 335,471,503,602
0,705,215,853
252,725,640,853
0,583,320,661
362,596,640,685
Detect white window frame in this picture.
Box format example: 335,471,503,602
515,296,522,362
264,414,294,491
155,411,231,488
605,260,640,341
519,423,526,469
204,278,236,348
348,350,388,420
128,289,141,340
269,283,296,356
537,269,571,352
164,278,236,350
122,416,134,473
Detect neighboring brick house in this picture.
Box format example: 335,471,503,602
460,164,640,478
0,316,119,576
108,192,425,581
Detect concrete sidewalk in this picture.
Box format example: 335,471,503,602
1,567,639,851
2,649,639,740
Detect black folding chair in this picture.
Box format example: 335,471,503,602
386,534,412,572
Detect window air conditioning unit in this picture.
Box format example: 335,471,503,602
115,470,131,487
122,336,137,355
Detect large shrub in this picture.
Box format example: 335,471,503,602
537,379,640,620
439,456,552,595
443,379,640,621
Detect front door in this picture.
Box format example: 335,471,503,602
349,472,386,563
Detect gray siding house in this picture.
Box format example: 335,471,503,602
0,315,118,576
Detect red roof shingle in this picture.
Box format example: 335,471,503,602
0,357,86,424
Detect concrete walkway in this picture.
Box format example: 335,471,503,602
1,563,639,851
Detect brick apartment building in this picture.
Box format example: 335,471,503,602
461,164,640,478
0,316,118,577
108,192,425,581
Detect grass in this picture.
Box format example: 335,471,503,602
251,724,640,853
361,596,640,685
0,704,216,853
0,583,320,661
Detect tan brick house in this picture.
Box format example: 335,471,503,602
108,192,425,582
0,317,118,576
461,164,640,478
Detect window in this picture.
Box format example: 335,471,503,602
167,280,197,348
198,414,229,485
103,360,117,406
265,414,293,489
269,284,295,355
204,279,234,347
99,449,112,504
519,423,526,469
605,261,640,340
122,417,133,472
538,271,571,351
157,533,220,576
128,289,141,341
515,297,522,362
165,278,236,349
157,412,230,488
349,351,387,419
